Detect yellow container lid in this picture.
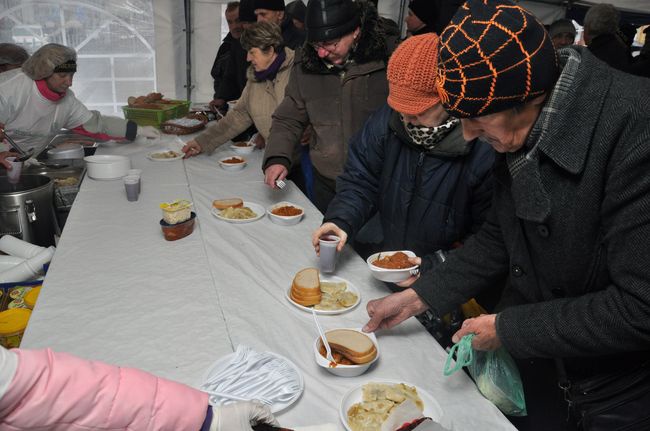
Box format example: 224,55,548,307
24,286,42,308
0,309,32,335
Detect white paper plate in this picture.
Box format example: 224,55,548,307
210,201,265,224
286,275,360,315
147,150,183,161
202,350,304,413
340,379,443,431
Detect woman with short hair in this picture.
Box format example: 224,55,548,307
182,21,292,158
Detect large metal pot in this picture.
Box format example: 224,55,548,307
0,175,60,247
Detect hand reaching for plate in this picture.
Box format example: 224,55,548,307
182,140,203,158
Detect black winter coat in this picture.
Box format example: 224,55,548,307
324,105,495,257
412,47,650,366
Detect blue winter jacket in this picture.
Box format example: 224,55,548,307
324,104,494,257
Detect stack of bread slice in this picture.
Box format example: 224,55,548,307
324,329,378,364
290,267,321,306
212,198,243,210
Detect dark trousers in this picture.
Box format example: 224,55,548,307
508,358,577,431
312,169,336,214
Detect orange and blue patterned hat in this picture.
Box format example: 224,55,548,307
437,0,558,118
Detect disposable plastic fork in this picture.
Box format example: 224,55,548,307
311,308,335,364
275,179,286,189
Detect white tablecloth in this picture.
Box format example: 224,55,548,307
22,134,515,430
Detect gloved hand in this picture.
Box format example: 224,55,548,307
137,125,161,139
210,401,279,431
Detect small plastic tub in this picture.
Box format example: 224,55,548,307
160,212,196,241
160,200,193,225
267,202,304,226
313,328,379,377
0,308,32,348
219,156,246,171
230,142,255,155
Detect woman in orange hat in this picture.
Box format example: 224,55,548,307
312,33,496,335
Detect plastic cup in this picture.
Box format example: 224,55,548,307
319,235,341,273
5,157,23,184
123,175,139,202
128,170,142,193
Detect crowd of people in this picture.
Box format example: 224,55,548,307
2,0,650,430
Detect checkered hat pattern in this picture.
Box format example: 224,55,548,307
387,33,441,115
437,0,558,118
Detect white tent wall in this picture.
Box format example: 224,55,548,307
179,0,403,104
153,0,186,100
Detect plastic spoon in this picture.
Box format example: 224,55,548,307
311,308,336,365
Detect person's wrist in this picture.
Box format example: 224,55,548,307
404,288,428,315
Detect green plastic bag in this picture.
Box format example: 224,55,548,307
444,334,527,416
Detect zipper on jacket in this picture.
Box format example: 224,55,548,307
403,151,426,245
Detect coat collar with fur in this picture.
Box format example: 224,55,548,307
297,1,395,74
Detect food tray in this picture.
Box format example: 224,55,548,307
161,115,207,135
122,105,176,127
54,185,79,209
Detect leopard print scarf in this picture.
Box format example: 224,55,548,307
403,117,460,151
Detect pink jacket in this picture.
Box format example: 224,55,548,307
0,348,209,430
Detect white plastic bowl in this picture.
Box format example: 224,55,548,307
218,156,246,171
84,155,131,180
230,142,255,155
313,328,379,377
267,201,304,226
366,250,419,283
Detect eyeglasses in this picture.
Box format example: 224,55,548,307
311,38,341,51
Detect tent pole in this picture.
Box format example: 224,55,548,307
397,0,407,36
184,0,192,101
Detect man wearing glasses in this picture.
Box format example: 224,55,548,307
262,0,397,213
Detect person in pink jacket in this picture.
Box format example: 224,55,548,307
0,346,278,430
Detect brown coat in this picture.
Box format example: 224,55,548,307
262,2,396,180
194,48,294,154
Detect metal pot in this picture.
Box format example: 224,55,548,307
0,175,60,247
47,143,85,160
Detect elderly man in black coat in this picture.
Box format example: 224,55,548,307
362,0,650,429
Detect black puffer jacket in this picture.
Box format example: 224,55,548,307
324,104,495,257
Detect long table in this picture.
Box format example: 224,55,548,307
21,134,515,430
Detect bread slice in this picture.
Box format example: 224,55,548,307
290,290,321,307
212,198,243,210
290,267,321,306
292,267,320,295
325,329,377,364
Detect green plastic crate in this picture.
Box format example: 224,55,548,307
121,105,176,127
165,100,191,117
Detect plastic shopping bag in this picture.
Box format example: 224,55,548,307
443,334,527,416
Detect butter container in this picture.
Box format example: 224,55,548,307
160,200,193,225
8,298,28,309
0,308,31,348
24,286,42,310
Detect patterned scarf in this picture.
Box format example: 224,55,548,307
505,47,581,222
403,116,460,152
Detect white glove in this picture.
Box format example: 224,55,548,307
210,401,279,431
137,125,160,139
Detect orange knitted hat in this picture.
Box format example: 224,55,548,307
387,33,441,115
